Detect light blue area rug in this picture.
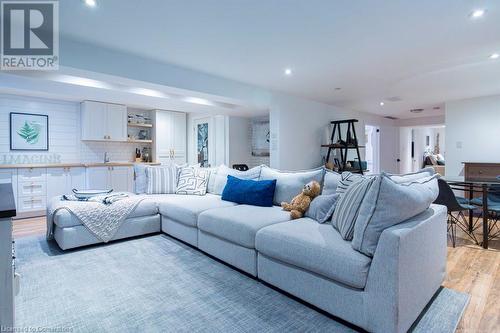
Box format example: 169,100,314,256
15,235,469,332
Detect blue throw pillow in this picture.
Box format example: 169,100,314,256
222,175,276,207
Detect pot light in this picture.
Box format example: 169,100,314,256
489,53,499,59
284,68,292,76
84,0,96,7
379,102,385,106
470,9,485,18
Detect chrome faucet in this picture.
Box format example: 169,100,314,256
104,152,110,163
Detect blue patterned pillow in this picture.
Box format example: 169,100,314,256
176,167,209,195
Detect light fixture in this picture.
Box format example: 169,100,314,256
379,102,385,106
84,0,96,7
410,108,424,114
489,53,499,59
284,68,292,76
470,9,485,18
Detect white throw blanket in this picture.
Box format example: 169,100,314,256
46,193,146,243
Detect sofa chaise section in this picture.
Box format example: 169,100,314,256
197,205,292,276
158,194,237,247
52,199,160,250
256,204,447,333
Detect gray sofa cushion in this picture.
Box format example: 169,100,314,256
259,166,325,205
322,170,341,195
213,165,262,195
157,194,237,227
305,193,340,223
53,198,159,228
352,173,440,257
335,171,365,195
256,218,372,289
387,167,435,183
198,205,291,248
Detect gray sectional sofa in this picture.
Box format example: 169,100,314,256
48,166,447,333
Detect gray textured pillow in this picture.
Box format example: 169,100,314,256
351,173,439,257
322,170,341,195
387,167,435,184
259,166,325,205
306,193,340,223
332,177,376,240
213,165,262,195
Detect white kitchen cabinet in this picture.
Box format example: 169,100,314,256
152,110,186,165
46,167,86,199
86,166,132,192
81,101,127,141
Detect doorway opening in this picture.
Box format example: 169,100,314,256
365,125,380,174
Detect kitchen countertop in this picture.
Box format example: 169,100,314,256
0,162,160,169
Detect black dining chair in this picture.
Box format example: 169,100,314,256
232,164,249,171
434,179,479,247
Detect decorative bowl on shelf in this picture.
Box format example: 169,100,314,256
72,189,113,199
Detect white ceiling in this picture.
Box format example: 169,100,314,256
56,1,500,118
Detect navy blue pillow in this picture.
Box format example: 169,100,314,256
222,175,276,207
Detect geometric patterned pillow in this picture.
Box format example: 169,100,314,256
335,171,365,195
146,166,178,194
176,167,209,195
332,176,376,240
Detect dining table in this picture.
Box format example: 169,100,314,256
443,176,500,249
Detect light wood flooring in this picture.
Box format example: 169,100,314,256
12,216,500,333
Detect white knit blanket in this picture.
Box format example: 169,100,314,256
46,193,146,243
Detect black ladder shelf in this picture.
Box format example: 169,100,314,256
322,119,365,174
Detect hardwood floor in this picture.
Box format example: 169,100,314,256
12,216,500,332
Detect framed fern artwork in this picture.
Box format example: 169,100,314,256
10,112,49,151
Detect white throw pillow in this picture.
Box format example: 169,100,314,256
176,167,209,195
212,164,262,195
146,166,178,194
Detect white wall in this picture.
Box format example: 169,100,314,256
228,116,252,167
445,95,500,177
0,94,150,164
58,40,400,171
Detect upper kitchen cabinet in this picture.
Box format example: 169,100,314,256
81,101,127,141
152,110,186,165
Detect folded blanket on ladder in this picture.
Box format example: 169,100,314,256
46,193,146,243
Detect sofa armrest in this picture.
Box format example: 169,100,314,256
363,204,447,333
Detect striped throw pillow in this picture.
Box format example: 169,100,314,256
336,172,364,195
332,177,376,240
146,166,178,194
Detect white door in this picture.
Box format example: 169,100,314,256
171,112,187,164
109,166,132,192
46,168,68,199
86,167,110,189
153,110,173,165
106,104,127,141
192,117,212,167
364,125,380,174
81,101,107,140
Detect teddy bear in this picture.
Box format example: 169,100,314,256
281,180,321,219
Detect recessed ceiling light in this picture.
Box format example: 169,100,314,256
489,53,499,59
284,68,292,76
84,0,96,7
379,102,385,106
470,9,485,18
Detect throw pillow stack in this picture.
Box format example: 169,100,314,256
330,169,439,257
